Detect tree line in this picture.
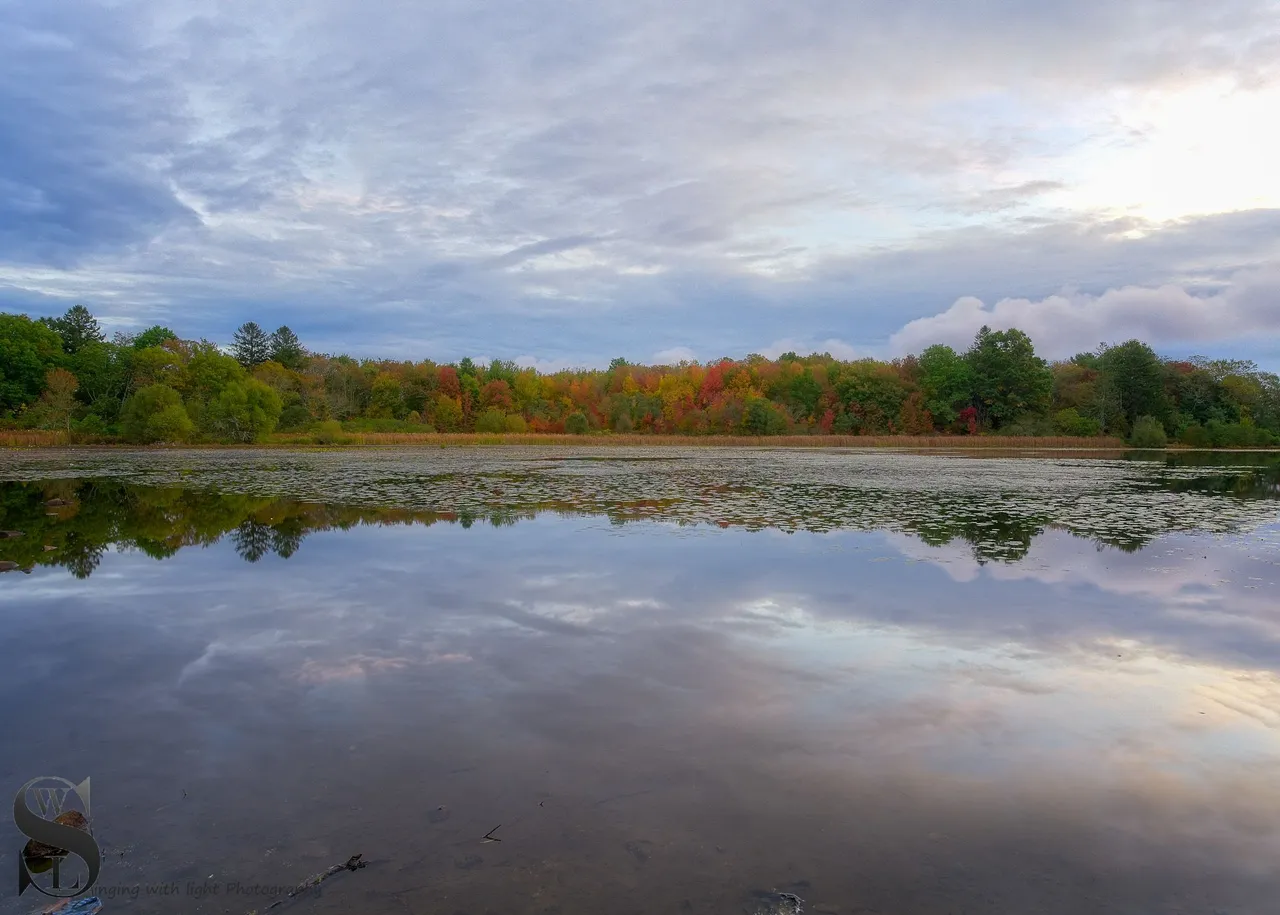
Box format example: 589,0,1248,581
2,305,1278,446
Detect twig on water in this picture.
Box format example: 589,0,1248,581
245,853,367,914
480,824,502,844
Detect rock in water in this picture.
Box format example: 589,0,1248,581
744,891,804,915
23,810,90,858
0,561,20,573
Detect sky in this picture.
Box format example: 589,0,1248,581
2,0,1279,370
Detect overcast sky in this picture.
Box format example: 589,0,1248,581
2,0,1279,368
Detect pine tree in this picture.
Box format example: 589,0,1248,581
269,325,305,369
232,321,271,368
42,305,105,355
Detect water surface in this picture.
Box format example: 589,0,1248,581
2,448,1279,914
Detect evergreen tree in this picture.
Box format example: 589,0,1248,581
1098,340,1169,429
269,325,305,369
232,321,271,368
41,305,105,355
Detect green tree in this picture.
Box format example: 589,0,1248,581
131,345,184,391
1052,407,1101,437
564,411,590,434
183,347,247,405
917,344,974,426
1129,415,1168,448
203,379,283,442
835,362,908,432
1098,340,1168,429
964,326,1052,429
0,314,64,413
741,397,788,435
269,326,305,370
783,369,822,420
232,321,271,368
475,408,509,432
41,305,104,355
69,341,133,422
131,326,178,350
120,384,194,443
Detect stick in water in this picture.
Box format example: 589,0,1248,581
246,853,367,914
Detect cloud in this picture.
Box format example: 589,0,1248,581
651,346,699,365
758,337,866,360
1,0,1279,364
0,4,197,266
889,265,1280,358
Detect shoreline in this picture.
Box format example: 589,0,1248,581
3,430,1279,452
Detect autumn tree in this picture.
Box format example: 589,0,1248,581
33,368,80,430
368,373,406,419
431,394,464,431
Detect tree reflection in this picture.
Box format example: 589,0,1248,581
0,458,1275,577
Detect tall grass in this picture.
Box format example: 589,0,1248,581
0,430,114,447
0,430,72,447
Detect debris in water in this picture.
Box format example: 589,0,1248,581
245,853,367,914
744,890,804,915
24,810,90,859
480,824,502,843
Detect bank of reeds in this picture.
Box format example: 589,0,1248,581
0,430,74,447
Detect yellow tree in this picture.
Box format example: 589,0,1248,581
35,368,80,430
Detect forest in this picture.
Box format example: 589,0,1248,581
2,304,1278,447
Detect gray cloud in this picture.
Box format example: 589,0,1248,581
1,0,1278,363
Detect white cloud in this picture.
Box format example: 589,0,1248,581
889,265,1280,359
759,337,867,360
652,346,699,365
513,354,593,373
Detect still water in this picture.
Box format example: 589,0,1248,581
2,447,1280,915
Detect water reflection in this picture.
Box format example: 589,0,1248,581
1,448,1278,576
1,453,1279,915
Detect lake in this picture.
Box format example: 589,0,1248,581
2,447,1279,915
